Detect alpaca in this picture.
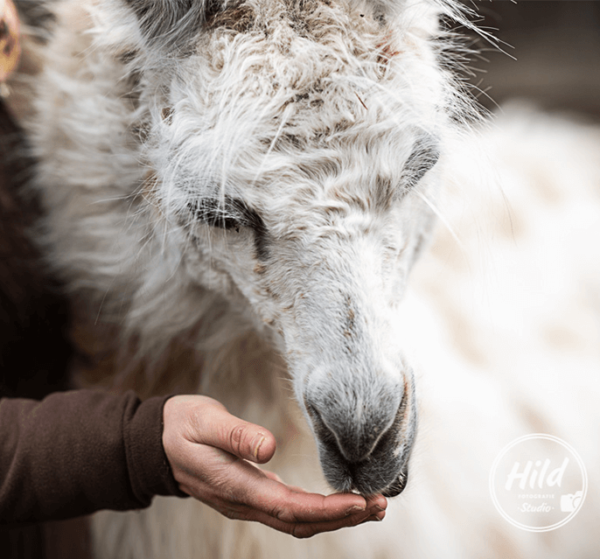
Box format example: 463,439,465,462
8,0,600,557
14,0,454,497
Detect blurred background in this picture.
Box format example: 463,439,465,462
464,0,600,119
0,2,598,558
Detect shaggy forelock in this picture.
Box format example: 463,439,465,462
122,0,453,231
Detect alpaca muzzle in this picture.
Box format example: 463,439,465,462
304,372,417,496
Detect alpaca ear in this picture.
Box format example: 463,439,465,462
124,0,217,51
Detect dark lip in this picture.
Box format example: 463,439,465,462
381,462,409,497
305,379,414,495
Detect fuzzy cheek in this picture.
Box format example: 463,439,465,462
186,257,236,296
249,293,280,329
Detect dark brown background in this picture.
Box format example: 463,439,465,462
465,0,600,119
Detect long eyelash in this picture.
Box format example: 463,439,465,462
188,196,270,260
228,198,268,240
187,199,241,231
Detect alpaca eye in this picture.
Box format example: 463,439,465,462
188,199,243,232
188,197,270,259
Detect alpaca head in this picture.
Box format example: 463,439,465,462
111,0,451,495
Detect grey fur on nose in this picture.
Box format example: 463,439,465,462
306,395,401,463
323,415,390,463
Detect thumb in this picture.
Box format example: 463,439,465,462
190,403,277,464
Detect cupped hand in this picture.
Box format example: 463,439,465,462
162,395,387,538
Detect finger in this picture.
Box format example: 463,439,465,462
261,470,284,484
364,494,387,513
178,450,367,522
183,490,377,538
282,483,308,494
244,460,285,484
290,510,383,538
221,458,308,495
216,503,377,539
253,508,380,539
238,473,368,523
254,469,306,492
188,405,277,464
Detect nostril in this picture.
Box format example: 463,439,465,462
306,397,401,464
315,407,371,463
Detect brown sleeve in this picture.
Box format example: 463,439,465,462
0,390,186,525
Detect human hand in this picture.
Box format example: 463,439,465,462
162,395,387,538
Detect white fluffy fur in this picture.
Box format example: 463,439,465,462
90,107,600,559
10,0,600,556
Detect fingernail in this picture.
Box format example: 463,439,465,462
346,504,366,516
253,436,265,460
374,505,386,512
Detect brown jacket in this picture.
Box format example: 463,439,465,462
0,390,184,525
